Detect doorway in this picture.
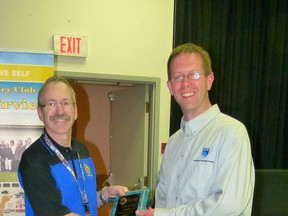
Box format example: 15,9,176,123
58,71,160,214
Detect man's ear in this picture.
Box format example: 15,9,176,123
74,105,78,120
166,80,174,95
37,106,44,122
207,73,215,91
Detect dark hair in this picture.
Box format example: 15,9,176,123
38,76,76,106
167,43,213,79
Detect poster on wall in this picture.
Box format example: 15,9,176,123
0,50,54,215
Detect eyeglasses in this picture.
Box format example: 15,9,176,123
170,71,206,82
41,101,75,110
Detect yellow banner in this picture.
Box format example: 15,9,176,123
0,64,54,82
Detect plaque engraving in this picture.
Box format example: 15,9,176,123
111,188,150,216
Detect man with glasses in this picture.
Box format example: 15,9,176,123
18,76,128,216
137,43,255,216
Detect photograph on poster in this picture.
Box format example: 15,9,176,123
0,127,42,215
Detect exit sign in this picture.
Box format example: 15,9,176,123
54,34,87,57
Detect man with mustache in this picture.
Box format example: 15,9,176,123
18,76,128,216
137,43,255,216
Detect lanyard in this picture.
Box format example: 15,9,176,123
41,132,90,212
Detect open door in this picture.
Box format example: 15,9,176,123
108,85,149,189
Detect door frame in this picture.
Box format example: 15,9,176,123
56,71,160,193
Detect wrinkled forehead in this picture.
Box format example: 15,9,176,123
41,81,73,101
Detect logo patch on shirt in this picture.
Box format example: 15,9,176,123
201,148,210,158
84,163,93,176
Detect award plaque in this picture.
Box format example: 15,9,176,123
111,188,150,216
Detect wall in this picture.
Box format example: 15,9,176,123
0,0,174,170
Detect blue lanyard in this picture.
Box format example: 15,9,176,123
41,132,89,207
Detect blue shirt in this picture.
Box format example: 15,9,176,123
18,132,98,216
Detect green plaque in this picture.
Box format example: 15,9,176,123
111,188,150,216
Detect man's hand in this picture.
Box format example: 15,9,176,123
103,185,129,198
136,207,155,216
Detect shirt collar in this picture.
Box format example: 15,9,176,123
180,104,220,136
42,129,78,153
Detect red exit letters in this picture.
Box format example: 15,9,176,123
54,34,87,57
60,36,81,54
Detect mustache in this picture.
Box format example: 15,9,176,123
50,114,71,121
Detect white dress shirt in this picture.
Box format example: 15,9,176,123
155,105,255,216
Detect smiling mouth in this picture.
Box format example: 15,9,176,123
54,119,67,122
182,92,194,97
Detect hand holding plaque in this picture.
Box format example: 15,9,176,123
111,188,150,216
